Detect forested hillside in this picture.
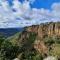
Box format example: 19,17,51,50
0,22,60,60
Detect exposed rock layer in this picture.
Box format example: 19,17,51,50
12,22,60,58
25,22,60,55
26,22,60,39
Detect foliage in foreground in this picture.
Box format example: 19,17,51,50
0,33,60,60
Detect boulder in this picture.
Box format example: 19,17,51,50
13,58,20,60
44,56,57,60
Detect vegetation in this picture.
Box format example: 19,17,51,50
0,25,60,60
44,36,60,59
0,34,20,60
0,32,42,60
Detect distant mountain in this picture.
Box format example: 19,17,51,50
0,28,24,37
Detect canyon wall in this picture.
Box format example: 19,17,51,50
26,22,60,39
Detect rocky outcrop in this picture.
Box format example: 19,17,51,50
43,56,57,60
25,22,60,55
13,58,19,60
26,22,60,39
8,22,60,60
34,40,48,55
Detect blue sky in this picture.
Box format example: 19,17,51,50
0,0,60,28
8,0,60,9
31,0,60,9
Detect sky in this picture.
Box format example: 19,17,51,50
0,0,60,28
31,0,60,9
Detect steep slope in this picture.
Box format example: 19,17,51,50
26,22,60,39
8,22,60,60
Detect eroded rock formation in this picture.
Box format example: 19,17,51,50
25,22,60,55
26,22,60,39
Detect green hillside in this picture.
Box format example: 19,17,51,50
0,22,60,60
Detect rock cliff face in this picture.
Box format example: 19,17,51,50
8,22,60,59
25,22,60,55
26,22,60,39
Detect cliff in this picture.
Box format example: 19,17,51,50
8,22,60,60
24,22,60,56
26,22,60,39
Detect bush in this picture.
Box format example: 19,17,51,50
0,35,20,60
50,44,60,59
21,49,43,60
44,37,55,46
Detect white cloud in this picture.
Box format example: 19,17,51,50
51,3,60,17
52,3,60,11
0,0,60,28
28,0,35,4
